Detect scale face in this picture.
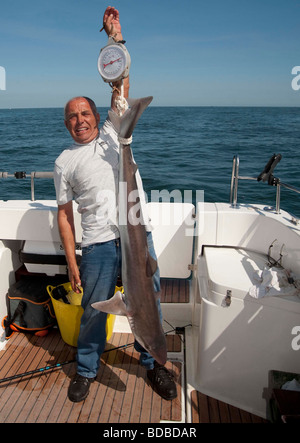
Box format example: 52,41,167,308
98,39,131,82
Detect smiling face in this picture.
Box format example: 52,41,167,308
64,97,100,144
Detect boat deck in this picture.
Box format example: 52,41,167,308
0,330,183,423
0,278,267,423
160,278,190,303
190,391,268,423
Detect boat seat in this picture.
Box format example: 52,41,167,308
196,246,300,419
202,246,269,299
199,246,300,308
147,202,195,279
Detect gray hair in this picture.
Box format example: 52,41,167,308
64,96,98,120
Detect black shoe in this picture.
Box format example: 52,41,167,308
147,362,177,400
68,374,95,402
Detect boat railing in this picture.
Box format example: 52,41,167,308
0,171,53,201
230,154,300,220
1,160,300,222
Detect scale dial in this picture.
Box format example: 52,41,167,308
98,40,131,83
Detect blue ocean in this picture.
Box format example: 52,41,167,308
0,106,300,218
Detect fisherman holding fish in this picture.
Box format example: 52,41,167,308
53,6,177,403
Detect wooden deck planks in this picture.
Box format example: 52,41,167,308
0,331,269,423
0,329,182,423
0,273,271,424
191,390,269,423
0,277,189,423
7,333,64,423
160,278,189,303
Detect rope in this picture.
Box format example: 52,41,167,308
113,81,133,146
118,135,132,145
114,82,129,116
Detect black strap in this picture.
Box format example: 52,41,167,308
4,300,27,337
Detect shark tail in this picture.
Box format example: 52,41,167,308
108,96,153,139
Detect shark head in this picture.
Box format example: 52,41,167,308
133,321,167,366
147,339,168,366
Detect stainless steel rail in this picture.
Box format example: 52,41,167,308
0,171,54,201
230,155,300,217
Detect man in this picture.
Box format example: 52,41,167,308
53,6,177,403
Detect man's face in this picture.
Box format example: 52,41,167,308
64,98,100,144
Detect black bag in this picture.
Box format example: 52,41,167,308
2,277,58,338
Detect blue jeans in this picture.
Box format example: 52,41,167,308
77,231,162,378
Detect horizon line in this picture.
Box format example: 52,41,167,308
1,104,300,110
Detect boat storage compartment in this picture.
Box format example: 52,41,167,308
197,246,300,419
20,240,81,276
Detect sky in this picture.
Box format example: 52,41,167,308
0,0,299,108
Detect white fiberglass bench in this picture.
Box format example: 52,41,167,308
195,203,300,418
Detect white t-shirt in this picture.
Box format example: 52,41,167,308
54,116,151,247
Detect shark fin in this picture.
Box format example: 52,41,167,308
91,291,127,316
146,254,158,277
132,162,138,174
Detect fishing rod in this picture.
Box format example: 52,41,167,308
0,324,191,385
0,341,131,385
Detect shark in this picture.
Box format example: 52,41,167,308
92,96,167,365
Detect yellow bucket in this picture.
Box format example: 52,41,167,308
47,282,117,347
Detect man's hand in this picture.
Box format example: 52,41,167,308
68,263,82,294
101,6,129,109
102,6,122,40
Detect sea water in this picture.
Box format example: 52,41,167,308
0,106,300,217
